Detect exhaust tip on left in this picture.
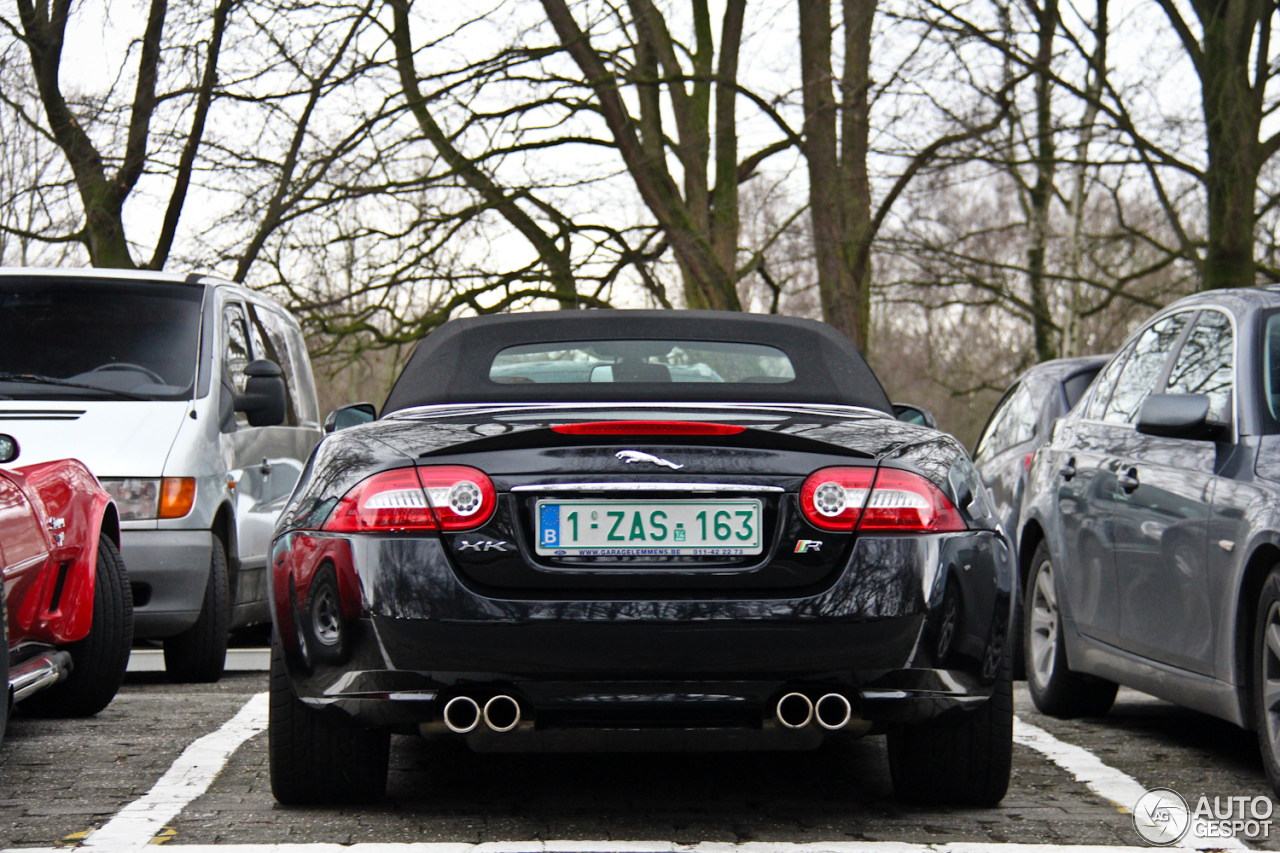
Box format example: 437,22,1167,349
442,696,481,734
776,692,814,729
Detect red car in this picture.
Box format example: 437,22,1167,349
1,433,131,743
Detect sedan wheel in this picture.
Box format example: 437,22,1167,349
1028,559,1059,691
1024,540,1116,718
1252,568,1280,797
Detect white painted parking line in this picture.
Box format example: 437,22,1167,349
0,841,1243,852
1013,717,1248,849
126,648,271,673
78,691,269,849
7,696,1242,852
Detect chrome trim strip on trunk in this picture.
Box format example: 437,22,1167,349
510,482,785,493
387,401,891,422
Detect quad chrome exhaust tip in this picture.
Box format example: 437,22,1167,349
442,695,481,734
483,694,521,733
775,692,814,729
815,693,853,730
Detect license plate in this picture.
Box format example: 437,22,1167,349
535,499,763,556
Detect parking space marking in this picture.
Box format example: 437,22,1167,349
1013,716,1247,849
77,691,269,849
8,696,1242,851
0,841,1247,852
127,648,271,672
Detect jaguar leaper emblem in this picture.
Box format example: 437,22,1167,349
615,450,684,470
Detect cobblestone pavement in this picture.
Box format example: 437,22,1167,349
1,671,1277,849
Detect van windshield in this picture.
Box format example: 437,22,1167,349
0,277,204,401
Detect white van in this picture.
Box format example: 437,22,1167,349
0,269,321,681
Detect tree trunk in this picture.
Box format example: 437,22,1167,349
1199,6,1263,290
1027,0,1058,361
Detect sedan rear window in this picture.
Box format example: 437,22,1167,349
490,341,796,385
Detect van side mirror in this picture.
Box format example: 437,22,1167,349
234,360,288,427
324,402,377,433
893,403,937,430
0,434,18,464
1135,393,1225,441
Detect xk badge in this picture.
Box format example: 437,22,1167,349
457,539,509,553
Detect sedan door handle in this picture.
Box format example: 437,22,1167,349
1118,468,1140,492
1059,458,1077,480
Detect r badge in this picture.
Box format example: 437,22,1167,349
795,540,822,554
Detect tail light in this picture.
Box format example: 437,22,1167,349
800,467,875,531
416,465,497,530
800,467,966,533
551,420,745,436
322,465,496,533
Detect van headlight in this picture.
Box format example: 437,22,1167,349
100,478,160,519
100,477,196,520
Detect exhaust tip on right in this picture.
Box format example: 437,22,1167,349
442,696,481,734
483,694,522,732
776,692,814,729
815,693,853,730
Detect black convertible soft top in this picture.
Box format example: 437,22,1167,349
381,310,892,415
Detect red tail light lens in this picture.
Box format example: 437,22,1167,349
857,469,966,532
416,465,497,530
800,467,875,531
323,468,437,533
800,467,966,533
551,420,746,436
323,465,496,533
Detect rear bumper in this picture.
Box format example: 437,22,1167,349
270,529,1012,732
121,529,213,637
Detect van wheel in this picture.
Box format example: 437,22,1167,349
268,638,389,804
163,536,229,684
886,653,1013,805
23,534,133,717
1024,541,1116,717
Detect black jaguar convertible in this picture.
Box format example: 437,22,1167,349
267,311,1014,806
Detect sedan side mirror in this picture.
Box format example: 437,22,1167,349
1135,394,1225,441
324,402,377,433
234,360,288,427
0,433,18,464
893,403,938,430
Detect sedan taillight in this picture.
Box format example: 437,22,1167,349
323,465,496,533
800,467,965,533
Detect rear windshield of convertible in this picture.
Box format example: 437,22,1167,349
380,311,893,414
490,341,796,385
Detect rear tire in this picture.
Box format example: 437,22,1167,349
23,534,133,717
886,654,1013,806
268,638,389,805
163,535,229,684
1024,541,1116,717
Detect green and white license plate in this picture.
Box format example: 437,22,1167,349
535,499,763,556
